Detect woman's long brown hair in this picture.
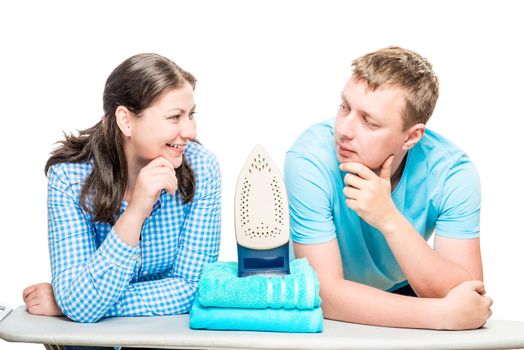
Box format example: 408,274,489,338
45,53,197,224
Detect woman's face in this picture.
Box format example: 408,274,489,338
127,84,197,169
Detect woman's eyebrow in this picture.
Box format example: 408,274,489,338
166,104,196,113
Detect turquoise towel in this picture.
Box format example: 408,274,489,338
189,298,323,333
197,258,321,309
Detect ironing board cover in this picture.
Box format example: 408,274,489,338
2,305,524,349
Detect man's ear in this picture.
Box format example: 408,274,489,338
115,106,133,137
402,123,425,151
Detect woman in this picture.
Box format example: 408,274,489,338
22,53,221,333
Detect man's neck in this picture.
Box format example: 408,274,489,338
390,154,407,192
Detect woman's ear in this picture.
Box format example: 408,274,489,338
402,123,425,151
115,106,133,137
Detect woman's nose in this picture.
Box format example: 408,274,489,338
180,117,197,140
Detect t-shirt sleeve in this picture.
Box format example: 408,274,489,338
284,152,336,244
435,160,481,239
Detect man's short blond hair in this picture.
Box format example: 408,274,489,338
352,46,439,130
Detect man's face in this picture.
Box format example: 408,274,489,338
334,77,408,172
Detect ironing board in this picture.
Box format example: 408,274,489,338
1,305,524,349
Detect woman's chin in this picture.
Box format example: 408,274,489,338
165,155,183,169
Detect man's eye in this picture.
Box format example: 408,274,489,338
339,105,351,115
364,118,378,128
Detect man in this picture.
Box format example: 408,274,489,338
284,46,492,330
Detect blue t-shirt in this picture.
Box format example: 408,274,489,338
284,118,481,291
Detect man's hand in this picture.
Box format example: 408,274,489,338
23,283,63,316
340,155,400,232
437,280,493,330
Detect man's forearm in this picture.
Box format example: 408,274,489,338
321,278,445,329
294,240,490,330
381,213,474,298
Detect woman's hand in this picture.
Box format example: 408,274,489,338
127,156,178,221
23,283,63,316
115,156,178,246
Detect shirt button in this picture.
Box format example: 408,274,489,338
143,271,148,275
131,254,139,260
144,240,151,247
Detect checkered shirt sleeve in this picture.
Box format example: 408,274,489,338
48,143,221,323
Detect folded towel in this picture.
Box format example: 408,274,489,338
189,298,323,333
197,258,321,309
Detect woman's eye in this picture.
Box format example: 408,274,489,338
189,111,197,120
168,115,181,120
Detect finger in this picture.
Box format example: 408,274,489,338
379,155,395,180
151,173,178,195
344,173,366,189
484,296,493,308
146,174,177,197
145,156,176,170
22,285,37,299
23,290,34,303
166,175,178,196
342,186,359,200
462,280,485,294
25,292,40,304
27,305,43,315
143,163,176,178
140,166,177,184
345,198,358,211
145,166,176,176
26,299,40,309
340,162,375,180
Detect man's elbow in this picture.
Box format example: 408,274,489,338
321,301,340,321
417,270,477,298
318,279,345,320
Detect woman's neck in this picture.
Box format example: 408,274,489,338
124,148,147,202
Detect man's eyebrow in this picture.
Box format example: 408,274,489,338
361,111,372,119
340,93,378,121
340,93,349,105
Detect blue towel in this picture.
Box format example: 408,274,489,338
189,298,323,333
197,258,321,309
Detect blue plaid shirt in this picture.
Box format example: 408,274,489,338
47,142,221,323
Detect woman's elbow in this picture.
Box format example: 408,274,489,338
57,298,105,323
62,307,104,323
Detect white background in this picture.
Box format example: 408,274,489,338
1,1,523,348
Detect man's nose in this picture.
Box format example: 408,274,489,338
337,112,357,139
